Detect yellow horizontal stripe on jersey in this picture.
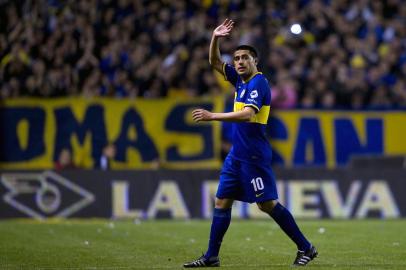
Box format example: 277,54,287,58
234,101,270,124
245,104,260,112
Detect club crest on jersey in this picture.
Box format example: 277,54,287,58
250,90,258,98
240,89,246,98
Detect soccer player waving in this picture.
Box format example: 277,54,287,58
184,19,317,268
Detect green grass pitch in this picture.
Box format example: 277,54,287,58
1,219,405,269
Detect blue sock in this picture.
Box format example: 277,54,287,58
269,203,311,251
205,208,232,258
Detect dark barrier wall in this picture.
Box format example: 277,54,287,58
1,169,405,219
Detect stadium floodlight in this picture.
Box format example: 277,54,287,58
290,23,302,35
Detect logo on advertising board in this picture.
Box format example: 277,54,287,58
1,171,94,219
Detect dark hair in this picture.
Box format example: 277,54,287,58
235,45,258,59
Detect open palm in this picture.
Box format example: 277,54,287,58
213,18,234,37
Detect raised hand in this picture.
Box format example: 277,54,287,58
213,18,234,37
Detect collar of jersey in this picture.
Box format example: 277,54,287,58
242,72,262,83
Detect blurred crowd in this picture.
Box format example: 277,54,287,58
1,0,405,109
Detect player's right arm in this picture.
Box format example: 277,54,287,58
209,19,234,74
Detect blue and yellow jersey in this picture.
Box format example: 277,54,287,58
222,63,272,164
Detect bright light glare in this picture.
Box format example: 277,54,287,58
290,24,302,35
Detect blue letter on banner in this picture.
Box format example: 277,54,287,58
54,105,107,162
166,104,214,161
267,116,287,165
335,118,383,165
0,107,45,161
115,108,158,162
294,118,326,166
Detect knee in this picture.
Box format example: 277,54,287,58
215,198,234,209
257,200,278,214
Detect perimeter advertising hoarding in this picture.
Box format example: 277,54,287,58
0,169,404,219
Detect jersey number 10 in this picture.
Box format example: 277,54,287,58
251,177,264,192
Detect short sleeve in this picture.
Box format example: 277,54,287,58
222,63,239,87
244,78,269,113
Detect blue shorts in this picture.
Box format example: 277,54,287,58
216,155,278,203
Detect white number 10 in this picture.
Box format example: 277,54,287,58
251,177,264,192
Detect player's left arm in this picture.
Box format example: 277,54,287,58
244,78,268,114
192,79,268,123
192,107,255,122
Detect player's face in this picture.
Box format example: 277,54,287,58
233,50,257,77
